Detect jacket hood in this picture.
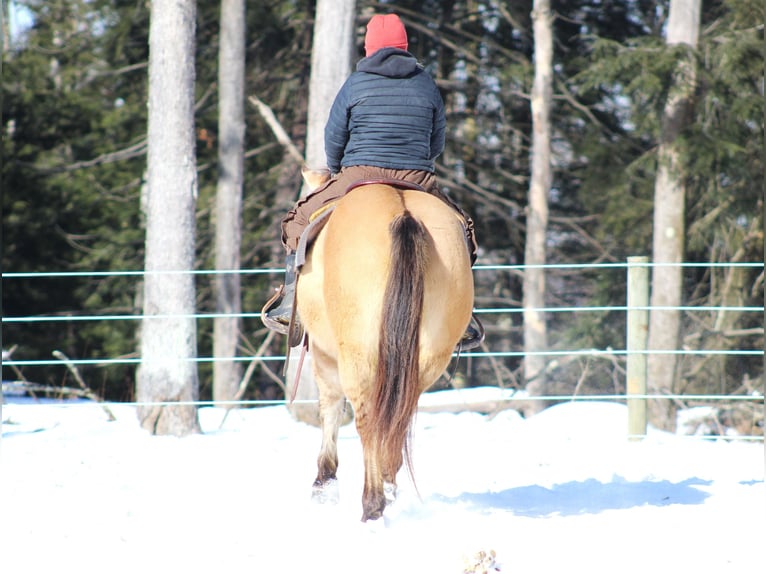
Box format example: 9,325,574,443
356,48,421,78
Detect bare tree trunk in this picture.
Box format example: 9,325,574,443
137,0,200,436
213,0,245,403
288,0,356,425
2,1,9,52
522,0,552,415
647,0,701,431
303,0,356,180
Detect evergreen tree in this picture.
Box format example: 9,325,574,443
571,0,764,397
2,0,149,396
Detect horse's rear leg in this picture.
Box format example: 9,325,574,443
359,416,409,520
312,390,346,504
353,408,387,521
361,461,386,521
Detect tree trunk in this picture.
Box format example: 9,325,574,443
137,0,200,436
287,0,356,425
303,0,356,179
522,0,552,415
647,0,701,431
213,0,245,404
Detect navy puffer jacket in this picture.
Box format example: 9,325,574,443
324,48,446,174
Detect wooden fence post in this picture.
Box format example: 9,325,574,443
627,256,649,439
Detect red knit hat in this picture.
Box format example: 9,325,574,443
364,14,408,57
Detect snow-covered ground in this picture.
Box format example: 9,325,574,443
2,388,763,573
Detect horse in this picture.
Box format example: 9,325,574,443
295,173,475,522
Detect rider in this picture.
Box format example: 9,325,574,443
264,13,482,348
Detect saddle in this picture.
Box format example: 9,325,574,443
295,178,426,268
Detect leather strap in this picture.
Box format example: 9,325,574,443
345,178,426,193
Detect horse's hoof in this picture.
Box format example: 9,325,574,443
361,508,384,522
361,492,387,522
311,478,339,505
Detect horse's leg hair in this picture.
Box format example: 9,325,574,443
356,404,387,522
312,392,345,488
311,347,344,504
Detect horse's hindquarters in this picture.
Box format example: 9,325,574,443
300,185,474,390
402,190,475,383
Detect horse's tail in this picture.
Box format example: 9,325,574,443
370,209,428,481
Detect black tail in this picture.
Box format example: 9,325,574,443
370,210,428,480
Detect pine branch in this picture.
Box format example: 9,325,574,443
551,216,619,262
435,163,524,213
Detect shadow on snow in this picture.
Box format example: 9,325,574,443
431,477,712,517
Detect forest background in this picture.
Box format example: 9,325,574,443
2,1,763,429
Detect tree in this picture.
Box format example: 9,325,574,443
286,0,356,426
2,0,149,394
522,0,552,413
137,0,201,436
647,0,702,431
304,0,357,175
213,0,246,403
2,1,761,407
567,0,762,400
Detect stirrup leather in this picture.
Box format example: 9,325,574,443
286,296,305,348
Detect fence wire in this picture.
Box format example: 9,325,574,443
3,261,764,440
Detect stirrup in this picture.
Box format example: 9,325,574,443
457,314,485,351
261,285,305,346
261,286,289,335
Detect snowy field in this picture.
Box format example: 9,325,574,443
2,388,763,574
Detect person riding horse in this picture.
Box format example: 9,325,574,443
263,13,482,349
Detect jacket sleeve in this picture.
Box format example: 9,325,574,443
324,81,352,173
430,85,446,161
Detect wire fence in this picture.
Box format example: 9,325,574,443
3,261,764,439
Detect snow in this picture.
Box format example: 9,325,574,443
2,388,763,574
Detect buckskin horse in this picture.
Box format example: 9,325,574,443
295,171,475,522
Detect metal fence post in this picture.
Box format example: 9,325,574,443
627,256,649,439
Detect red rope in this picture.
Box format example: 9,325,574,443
289,335,309,404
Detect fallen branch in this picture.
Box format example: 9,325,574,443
219,329,279,429
419,399,518,415
248,95,304,165
234,329,281,402
52,350,116,421
3,381,99,401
